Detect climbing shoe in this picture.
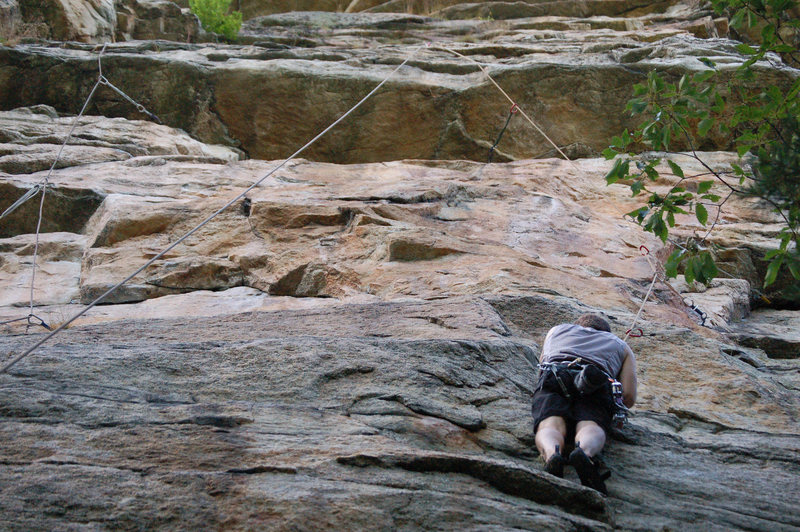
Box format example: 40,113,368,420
544,445,565,478
568,446,608,495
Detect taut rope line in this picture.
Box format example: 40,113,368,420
429,44,581,173
1,45,424,375
428,43,661,337
1,44,159,334
623,246,659,341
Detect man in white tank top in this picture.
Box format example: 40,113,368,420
533,313,637,494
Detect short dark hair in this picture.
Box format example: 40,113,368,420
575,313,611,332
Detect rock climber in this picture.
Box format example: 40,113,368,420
532,313,637,494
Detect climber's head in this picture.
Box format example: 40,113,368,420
575,313,611,333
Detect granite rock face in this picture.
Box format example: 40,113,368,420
17,0,116,41
1,1,800,530
1,2,795,163
1,105,799,529
115,0,203,42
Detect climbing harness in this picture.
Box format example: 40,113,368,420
1,44,425,375
537,359,629,428
488,103,518,162
609,380,629,429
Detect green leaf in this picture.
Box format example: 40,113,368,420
661,126,671,148
711,93,725,113
691,256,707,284
650,215,668,242
627,207,649,223
788,260,800,280
694,70,715,83
664,249,685,278
696,203,709,225
684,257,697,284
190,0,242,40
700,252,718,283
667,160,685,178
605,159,630,185
631,181,645,196
602,147,618,160
698,118,714,137
698,180,714,194
628,99,648,114
730,8,746,29
698,57,716,68
764,255,784,287
701,193,721,202
780,232,791,251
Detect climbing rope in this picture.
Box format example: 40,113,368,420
0,44,162,336
1,44,425,375
624,246,659,341
425,43,674,337
99,76,161,124
428,43,581,173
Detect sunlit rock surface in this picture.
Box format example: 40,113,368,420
1,1,799,530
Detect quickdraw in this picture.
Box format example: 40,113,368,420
488,103,519,163
683,299,708,327
0,314,52,331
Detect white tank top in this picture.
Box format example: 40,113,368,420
540,323,628,378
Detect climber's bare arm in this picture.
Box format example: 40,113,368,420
620,347,637,408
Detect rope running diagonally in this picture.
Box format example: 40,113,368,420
429,44,581,173
422,42,665,340
1,44,159,333
26,47,108,330
428,43,664,339
1,44,425,375
623,246,660,342
1,47,105,224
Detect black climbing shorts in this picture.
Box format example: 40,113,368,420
531,371,614,435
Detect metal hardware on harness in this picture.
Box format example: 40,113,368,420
550,364,573,399
610,380,629,429
539,361,629,428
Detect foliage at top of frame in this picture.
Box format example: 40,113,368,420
189,0,242,41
